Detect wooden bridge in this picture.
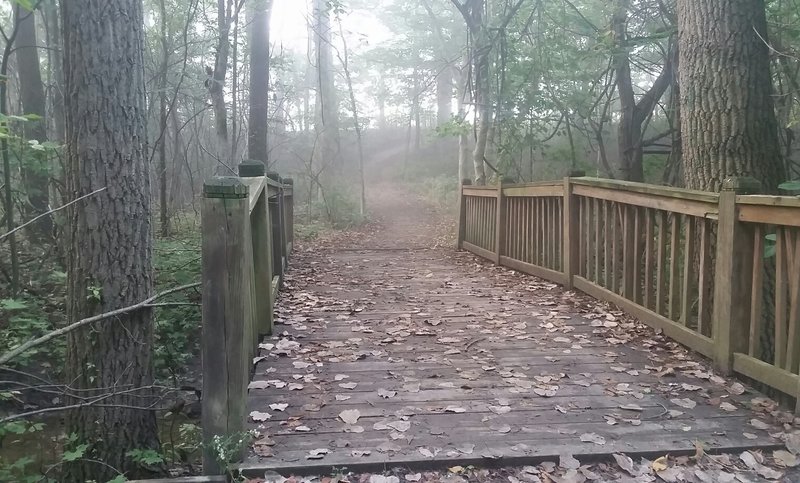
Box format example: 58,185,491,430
198,166,800,477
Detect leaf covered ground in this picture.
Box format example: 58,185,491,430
243,185,800,483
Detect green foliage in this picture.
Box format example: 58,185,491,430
208,431,254,479
153,217,201,381
415,175,460,212
779,180,800,192
312,186,366,228
0,295,63,368
126,448,165,466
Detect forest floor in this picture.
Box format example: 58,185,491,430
243,183,800,483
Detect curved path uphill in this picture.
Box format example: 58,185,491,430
242,184,787,477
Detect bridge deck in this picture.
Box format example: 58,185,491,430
242,188,782,476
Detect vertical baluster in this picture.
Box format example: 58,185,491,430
656,211,668,316
644,209,655,310
748,224,764,357
668,214,681,321
681,215,696,326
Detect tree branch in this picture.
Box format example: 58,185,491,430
0,283,200,365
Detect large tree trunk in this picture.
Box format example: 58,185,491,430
14,5,51,240
678,0,785,191
678,0,785,367
248,0,272,164
61,1,159,481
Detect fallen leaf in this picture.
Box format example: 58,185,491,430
652,456,668,472
351,450,371,457
387,420,411,432
727,382,746,395
306,448,329,459
491,423,512,433
750,419,770,430
405,474,422,482
774,449,799,468
378,388,397,399
248,381,270,390
445,405,466,413
339,409,361,425
613,453,635,475
249,411,272,422
559,453,580,470
670,398,696,409
580,433,606,445
335,395,351,401
418,447,435,458
456,444,475,455
269,403,288,412
295,425,311,432
339,382,358,389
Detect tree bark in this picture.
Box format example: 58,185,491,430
158,0,170,236
208,0,233,161
678,0,785,191
248,0,272,164
61,1,159,480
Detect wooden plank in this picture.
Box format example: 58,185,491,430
594,197,601,284
784,230,800,373
644,209,655,310
573,184,719,219
737,194,800,208
697,218,712,337
680,215,696,326
563,178,579,288
611,203,619,294
713,180,758,374
494,184,505,264
604,200,612,289
457,187,468,249
738,204,800,227
571,177,720,203
499,256,569,285
240,176,266,213
632,207,643,304
251,188,274,336
201,179,250,475
574,276,714,357
463,187,498,197
776,226,788,370
733,353,800,398
655,211,668,316
503,184,564,198
622,205,635,300
748,225,764,357
462,241,496,262
668,214,680,321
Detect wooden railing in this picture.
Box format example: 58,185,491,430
458,175,800,408
200,161,294,474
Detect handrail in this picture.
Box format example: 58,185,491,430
200,161,294,475
458,175,800,411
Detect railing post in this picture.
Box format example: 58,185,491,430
713,177,760,375
494,180,506,264
457,179,471,250
562,171,585,290
201,177,250,475
239,161,274,337
267,171,284,287
284,177,294,255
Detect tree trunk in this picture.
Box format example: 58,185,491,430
61,1,159,480
313,0,341,175
14,5,51,240
157,0,170,236
248,0,272,164
436,66,453,127
209,0,232,162
678,0,785,191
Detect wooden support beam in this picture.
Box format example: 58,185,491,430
494,181,506,264
239,162,274,337
562,176,580,289
267,171,285,286
713,177,760,375
457,179,471,250
201,177,251,475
